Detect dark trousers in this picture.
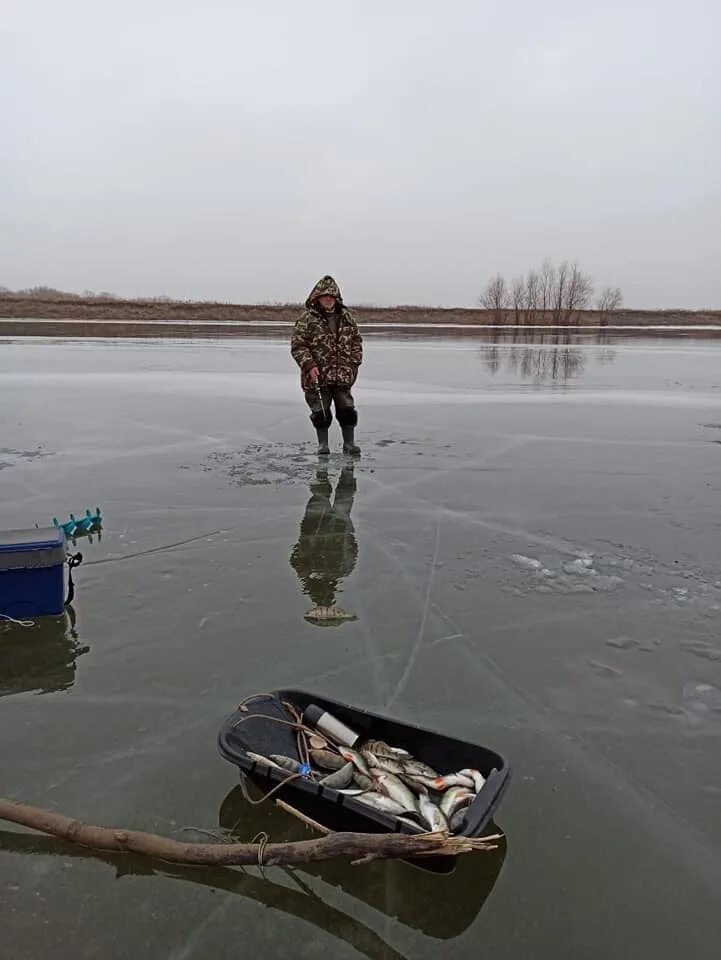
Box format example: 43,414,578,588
305,386,358,429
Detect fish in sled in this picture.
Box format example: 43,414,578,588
217,689,510,872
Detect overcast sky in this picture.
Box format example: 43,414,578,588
2,0,719,308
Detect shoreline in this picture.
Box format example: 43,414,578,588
2,319,721,342
0,296,719,330
3,318,721,332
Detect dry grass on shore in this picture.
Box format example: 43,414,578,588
0,293,719,327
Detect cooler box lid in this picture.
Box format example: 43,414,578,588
0,527,66,554
0,527,66,571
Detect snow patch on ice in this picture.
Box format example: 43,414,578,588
509,550,624,595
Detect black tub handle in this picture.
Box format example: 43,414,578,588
460,767,510,836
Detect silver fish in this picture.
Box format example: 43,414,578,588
338,788,367,796
458,768,486,793
364,753,406,776
375,772,418,813
402,759,440,780
404,774,441,791
398,773,430,795
449,807,468,834
269,755,303,773
246,752,282,770
310,749,346,772
352,771,374,791
354,792,406,816
362,739,411,759
318,761,354,789
431,773,475,791
418,793,449,832
397,815,425,833
339,747,371,778
439,786,474,819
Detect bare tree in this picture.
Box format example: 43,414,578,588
563,262,594,325
511,276,525,325
551,260,569,324
540,259,555,320
525,269,539,325
597,286,623,325
480,274,509,325
17,285,76,300
481,259,615,327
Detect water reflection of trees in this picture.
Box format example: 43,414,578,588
482,329,616,385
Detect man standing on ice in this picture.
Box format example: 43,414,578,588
291,275,363,457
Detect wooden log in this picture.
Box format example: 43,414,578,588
0,798,500,867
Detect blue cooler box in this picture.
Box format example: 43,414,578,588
0,527,66,618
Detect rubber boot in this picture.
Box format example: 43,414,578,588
342,426,361,457
316,427,330,457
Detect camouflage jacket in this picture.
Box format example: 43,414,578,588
291,275,363,389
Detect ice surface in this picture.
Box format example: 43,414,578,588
2,331,721,960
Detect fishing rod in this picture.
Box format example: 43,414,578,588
314,380,328,423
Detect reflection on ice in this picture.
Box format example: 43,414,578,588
218,783,507,944
290,463,359,626
482,329,616,384
0,605,88,697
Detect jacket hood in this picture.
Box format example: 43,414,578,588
305,275,344,310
